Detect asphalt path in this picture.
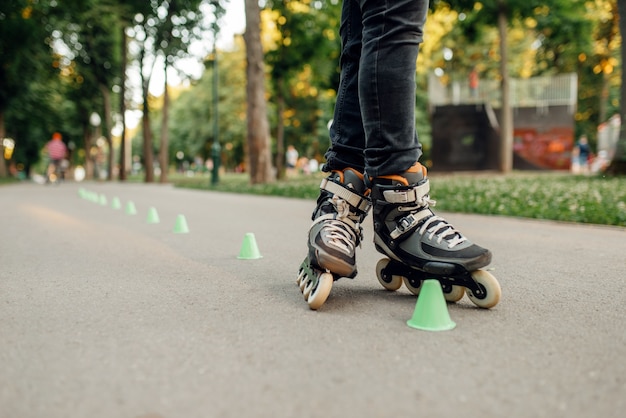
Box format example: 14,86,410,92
1,180,625,418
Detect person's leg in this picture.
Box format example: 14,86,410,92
359,0,427,178
359,0,493,275
324,0,366,173
304,0,370,283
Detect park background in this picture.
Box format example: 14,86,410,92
1,0,625,227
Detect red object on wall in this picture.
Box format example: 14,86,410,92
513,127,574,170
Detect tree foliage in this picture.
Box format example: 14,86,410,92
129,0,208,183
264,0,340,178
0,1,56,176
167,36,248,170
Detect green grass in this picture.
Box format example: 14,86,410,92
171,172,323,199
429,172,626,227
169,171,626,227
0,177,19,186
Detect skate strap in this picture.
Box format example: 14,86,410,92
390,209,432,240
320,178,371,213
382,179,433,206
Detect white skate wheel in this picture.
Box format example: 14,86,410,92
297,268,307,289
307,272,333,310
403,276,422,296
298,272,309,292
443,285,465,303
466,269,501,308
376,259,403,291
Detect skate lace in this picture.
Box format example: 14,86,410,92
319,197,360,253
419,216,467,249
323,220,358,253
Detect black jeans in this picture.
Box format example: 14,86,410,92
325,0,428,178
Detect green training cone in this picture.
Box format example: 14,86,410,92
407,279,456,331
125,201,137,215
146,207,160,224
111,197,121,210
237,232,262,260
173,214,189,233
99,194,107,206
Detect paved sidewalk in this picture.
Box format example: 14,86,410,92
1,181,625,418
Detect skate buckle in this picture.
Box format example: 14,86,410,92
390,214,417,239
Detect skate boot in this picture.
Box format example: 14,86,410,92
297,168,371,309
370,163,501,308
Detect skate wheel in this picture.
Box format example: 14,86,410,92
466,270,501,308
307,272,333,310
443,285,465,303
297,270,309,291
302,268,320,300
302,277,314,300
402,276,422,296
376,259,403,291
296,268,307,288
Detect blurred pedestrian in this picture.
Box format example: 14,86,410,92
572,135,591,174
286,145,299,176
45,132,68,183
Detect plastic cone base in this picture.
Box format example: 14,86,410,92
173,214,189,233
146,207,160,223
237,233,262,259
126,201,137,215
407,279,456,331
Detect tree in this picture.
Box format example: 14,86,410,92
167,36,248,171
113,0,148,181
607,0,626,174
66,2,123,180
0,1,51,177
264,0,340,179
130,0,206,183
244,0,274,183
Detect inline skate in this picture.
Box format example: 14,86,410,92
297,168,371,309
371,163,501,308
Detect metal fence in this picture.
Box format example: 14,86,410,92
428,73,578,113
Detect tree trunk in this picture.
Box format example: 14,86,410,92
100,84,114,181
497,1,513,173
244,0,274,184
119,27,128,181
84,123,94,180
275,78,285,180
599,74,609,124
142,101,154,183
159,62,169,184
139,43,154,183
606,0,626,174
